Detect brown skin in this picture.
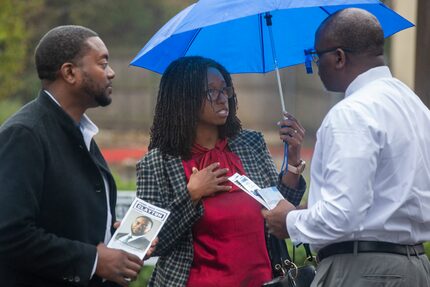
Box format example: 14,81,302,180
187,67,304,205
42,36,115,122
42,36,144,286
96,244,143,286
278,111,306,187
315,12,385,93
131,217,151,236
187,67,232,204
262,200,295,238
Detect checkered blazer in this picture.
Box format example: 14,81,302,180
136,129,306,287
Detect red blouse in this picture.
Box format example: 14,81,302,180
182,139,272,287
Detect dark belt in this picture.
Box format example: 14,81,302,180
317,241,425,262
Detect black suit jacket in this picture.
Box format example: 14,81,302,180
0,91,118,286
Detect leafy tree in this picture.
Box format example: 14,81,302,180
0,0,27,100
4,0,193,102
0,0,44,103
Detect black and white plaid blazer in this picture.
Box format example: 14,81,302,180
136,129,306,287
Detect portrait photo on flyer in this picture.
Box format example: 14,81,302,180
108,198,170,259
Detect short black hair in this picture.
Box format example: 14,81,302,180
149,56,242,159
35,25,98,81
318,8,384,56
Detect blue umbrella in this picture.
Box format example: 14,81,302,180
131,0,413,111
131,0,413,174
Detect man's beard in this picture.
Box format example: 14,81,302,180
132,229,144,236
82,73,112,107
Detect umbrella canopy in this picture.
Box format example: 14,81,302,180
131,0,413,75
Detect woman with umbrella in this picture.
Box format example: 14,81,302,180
136,56,306,287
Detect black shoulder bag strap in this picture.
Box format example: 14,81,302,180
266,234,316,287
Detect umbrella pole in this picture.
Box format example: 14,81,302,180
274,66,286,113
265,12,288,174
265,12,286,113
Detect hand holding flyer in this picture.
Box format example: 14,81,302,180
228,173,284,210
108,198,170,259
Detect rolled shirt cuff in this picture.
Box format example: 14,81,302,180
286,209,302,245
91,253,98,279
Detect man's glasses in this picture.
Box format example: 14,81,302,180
206,86,234,102
307,47,353,65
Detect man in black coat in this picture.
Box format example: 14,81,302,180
0,25,144,287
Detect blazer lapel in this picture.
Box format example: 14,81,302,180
228,133,273,188
228,135,259,180
163,154,188,193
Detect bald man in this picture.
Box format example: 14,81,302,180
263,8,430,286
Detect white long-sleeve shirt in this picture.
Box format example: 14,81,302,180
287,66,430,251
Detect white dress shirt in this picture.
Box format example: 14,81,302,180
287,66,430,251
44,90,112,276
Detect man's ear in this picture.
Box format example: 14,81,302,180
334,48,347,70
59,62,79,84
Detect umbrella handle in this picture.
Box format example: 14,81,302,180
280,142,289,177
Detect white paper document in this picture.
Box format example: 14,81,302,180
108,197,170,259
258,186,285,209
228,173,284,210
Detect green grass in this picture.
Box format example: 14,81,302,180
130,266,154,286
424,242,430,257
113,173,137,190
0,99,22,125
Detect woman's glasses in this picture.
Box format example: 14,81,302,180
206,86,234,102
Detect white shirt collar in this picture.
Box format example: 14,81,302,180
79,114,99,151
44,89,61,106
345,66,392,98
43,90,98,151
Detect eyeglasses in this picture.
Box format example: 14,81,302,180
307,47,353,65
206,86,234,102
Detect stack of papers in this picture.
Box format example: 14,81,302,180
228,173,284,210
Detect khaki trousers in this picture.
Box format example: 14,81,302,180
311,252,430,287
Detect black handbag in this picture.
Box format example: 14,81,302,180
262,235,316,287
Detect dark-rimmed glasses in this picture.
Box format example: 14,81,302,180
206,86,234,102
308,47,353,65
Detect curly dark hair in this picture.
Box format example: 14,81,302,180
35,25,98,81
149,56,242,159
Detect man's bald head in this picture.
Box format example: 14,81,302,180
317,8,384,56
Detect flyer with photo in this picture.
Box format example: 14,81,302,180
228,173,284,210
108,197,170,259
258,186,285,209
